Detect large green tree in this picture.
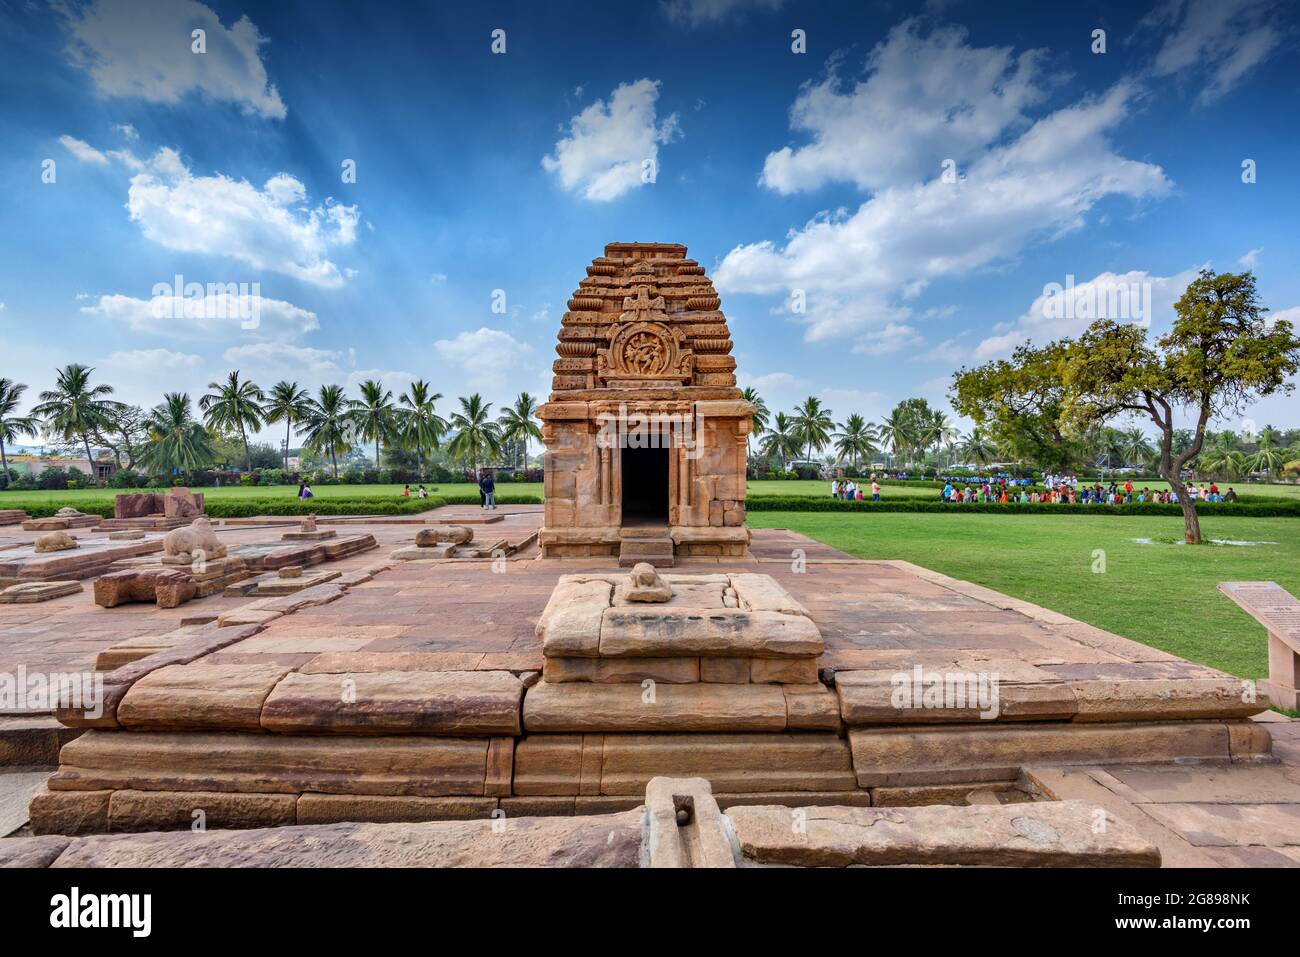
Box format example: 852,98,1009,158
200,371,265,472
951,342,1085,471
263,381,313,470
1060,270,1299,543
0,378,39,479
140,393,215,473
31,364,124,484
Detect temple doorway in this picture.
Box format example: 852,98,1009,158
621,445,669,526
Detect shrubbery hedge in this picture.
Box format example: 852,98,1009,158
743,496,1300,517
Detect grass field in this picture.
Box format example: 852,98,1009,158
3,478,1296,504
750,510,1297,684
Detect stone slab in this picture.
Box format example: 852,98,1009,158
726,799,1160,867
116,663,292,731
260,670,524,735
522,680,788,732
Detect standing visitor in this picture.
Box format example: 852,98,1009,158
871,479,880,502
479,470,496,510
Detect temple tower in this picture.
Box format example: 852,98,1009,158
537,242,754,564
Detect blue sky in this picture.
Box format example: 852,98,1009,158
1,0,1298,444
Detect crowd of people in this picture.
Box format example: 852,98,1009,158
830,474,1239,505
830,478,881,501
937,476,1237,505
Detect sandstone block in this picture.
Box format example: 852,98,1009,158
260,670,524,735
29,788,111,835
295,793,497,824
1069,678,1266,722
522,680,787,732
599,607,823,658
542,656,699,684
51,730,494,797
848,721,1235,787
109,789,296,832
699,657,749,683
117,663,292,731
725,800,1160,867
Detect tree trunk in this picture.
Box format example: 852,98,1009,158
284,420,291,470
82,435,97,486
1174,480,1202,544
240,423,252,473
1,438,8,477
331,448,338,478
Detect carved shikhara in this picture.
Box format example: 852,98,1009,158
537,243,754,560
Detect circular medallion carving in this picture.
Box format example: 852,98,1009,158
623,331,671,375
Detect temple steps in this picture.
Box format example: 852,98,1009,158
618,531,674,567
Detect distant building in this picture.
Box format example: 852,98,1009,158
7,452,116,483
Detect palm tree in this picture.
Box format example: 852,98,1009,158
353,379,397,470
1248,433,1285,479
741,387,770,459
447,393,503,476
1198,433,1244,479
792,396,834,465
1121,427,1154,468
30,364,123,484
760,412,800,470
0,378,40,480
199,371,265,472
876,408,913,468
397,380,448,479
833,414,878,469
263,381,313,470
497,392,542,469
301,384,354,478
961,427,998,466
139,393,215,474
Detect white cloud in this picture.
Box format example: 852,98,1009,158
116,123,138,140
716,82,1172,349
433,328,534,390
58,0,286,118
103,348,202,370
1147,0,1285,103
221,342,346,380
852,322,923,356
59,135,109,165
761,21,1048,194
81,290,319,339
344,369,418,398
542,79,680,201
126,148,359,286
971,267,1202,361
661,0,784,27
742,370,807,391
1238,247,1263,268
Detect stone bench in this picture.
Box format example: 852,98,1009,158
1219,581,1300,710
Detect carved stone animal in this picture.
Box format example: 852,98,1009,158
34,531,78,553
163,517,226,560
623,562,672,603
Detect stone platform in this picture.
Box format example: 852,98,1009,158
18,520,1290,858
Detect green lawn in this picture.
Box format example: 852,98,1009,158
750,510,1298,684
0,482,540,505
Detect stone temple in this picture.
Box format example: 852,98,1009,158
537,242,754,566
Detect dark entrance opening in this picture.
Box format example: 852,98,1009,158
621,445,669,526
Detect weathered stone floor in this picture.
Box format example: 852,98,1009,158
3,506,1296,865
